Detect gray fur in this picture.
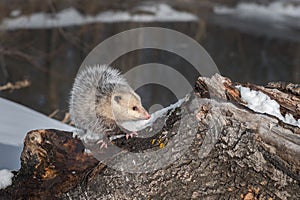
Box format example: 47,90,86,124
69,64,130,140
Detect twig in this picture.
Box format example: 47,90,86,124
62,112,70,124
48,109,60,118
0,80,31,91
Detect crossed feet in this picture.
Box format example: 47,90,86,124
97,131,138,149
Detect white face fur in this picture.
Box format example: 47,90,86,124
111,92,150,122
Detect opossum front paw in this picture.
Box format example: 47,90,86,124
125,131,138,140
96,139,108,149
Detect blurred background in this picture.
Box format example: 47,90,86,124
0,0,299,120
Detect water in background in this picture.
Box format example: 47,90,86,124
0,1,299,118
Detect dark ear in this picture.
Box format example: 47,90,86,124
114,95,122,103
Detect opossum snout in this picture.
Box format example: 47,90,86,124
144,112,151,120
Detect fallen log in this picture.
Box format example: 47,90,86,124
1,74,299,200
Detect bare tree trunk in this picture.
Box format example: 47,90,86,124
1,74,299,200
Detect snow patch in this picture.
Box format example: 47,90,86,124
0,169,14,189
236,86,300,128
214,1,300,21
1,4,198,30
10,10,21,17
120,96,187,132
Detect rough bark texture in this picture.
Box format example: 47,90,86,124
0,130,99,200
1,74,299,200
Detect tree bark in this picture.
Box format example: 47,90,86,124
1,74,299,200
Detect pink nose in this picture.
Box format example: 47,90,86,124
145,113,151,120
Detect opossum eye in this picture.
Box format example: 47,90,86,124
132,106,138,111
114,95,122,103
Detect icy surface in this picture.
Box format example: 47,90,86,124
214,1,300,20
0,4,197,30
0,97,73,146
236,86,300,128
0,169,14,189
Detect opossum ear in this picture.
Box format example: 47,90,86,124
114,95,122,103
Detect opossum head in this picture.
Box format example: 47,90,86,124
111,91,151,122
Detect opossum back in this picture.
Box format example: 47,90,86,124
69,65,127,131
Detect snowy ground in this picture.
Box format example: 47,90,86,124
0,97,73,170
211,1,300,42
214,1,300,26
0,3,197,30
